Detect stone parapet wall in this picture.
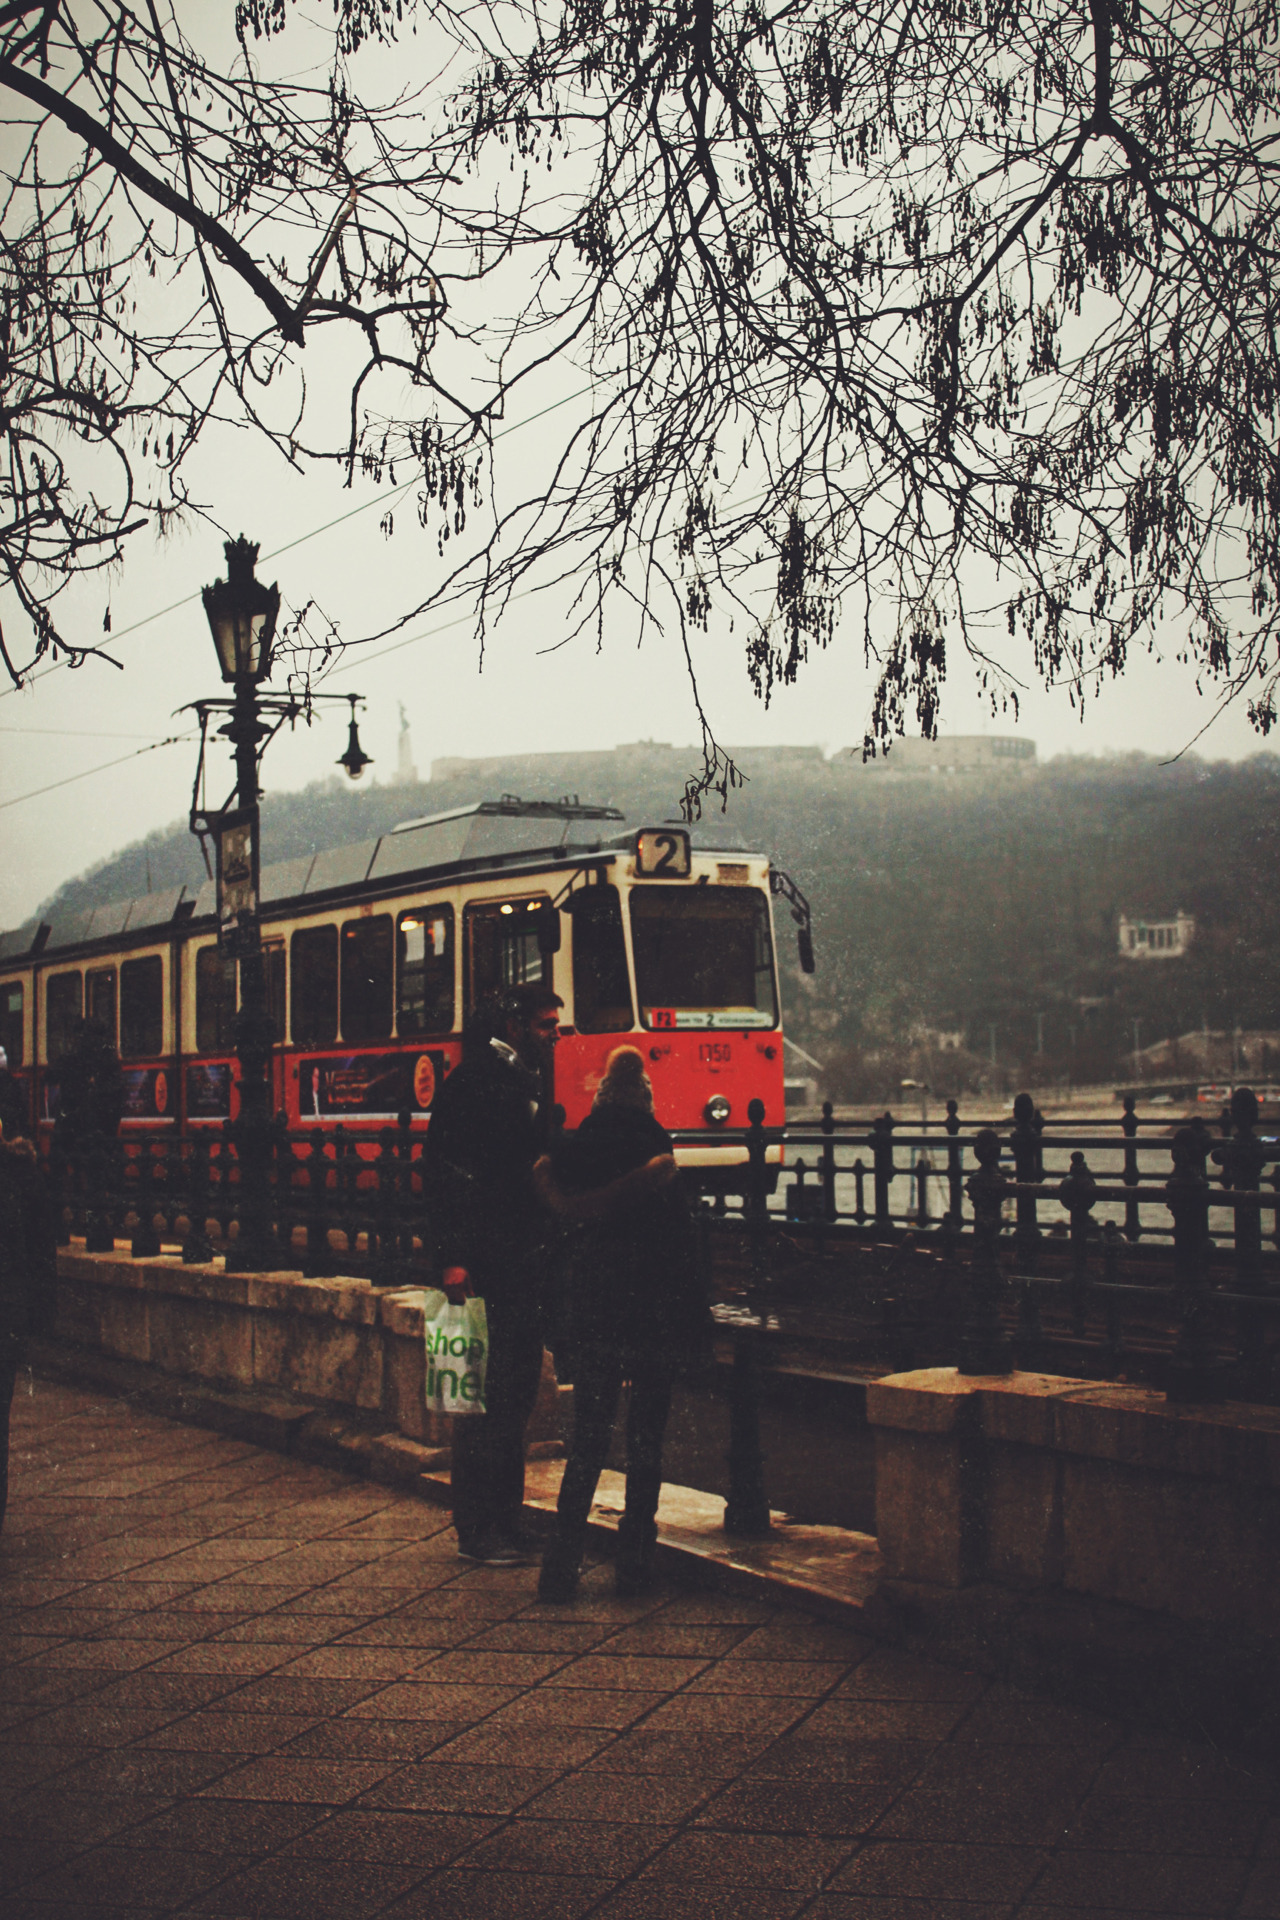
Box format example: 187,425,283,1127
53,1247,562,1452
867,1368,1280,1633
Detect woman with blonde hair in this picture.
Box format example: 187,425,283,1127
534,1046,709,1601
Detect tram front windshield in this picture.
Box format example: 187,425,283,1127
630,886,776,1029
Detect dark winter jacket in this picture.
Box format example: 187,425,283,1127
543,1105,710,1374
0,1138,57,1344
424,1039,551,1313
53,1035,124,1147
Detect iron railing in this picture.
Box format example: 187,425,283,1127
46,1088,1280,1407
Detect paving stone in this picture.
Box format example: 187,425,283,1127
638,1828,856,1887
356,1761,561,1814
482,1688,664,1731
426,1725,619,1770
183,1856,427,1918
1024,1848,1251,1913
463,1816,675,1877
197,1754,401,1802
686,1659,849,1696
829,1839,1046,1901
693,1780,897,1836
378,1869,613,1919
17,1842,253,1909
592,1887,808,1920
274,1806,495,1866
523,1770,721,1825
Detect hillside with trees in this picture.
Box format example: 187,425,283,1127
31,749,1280,1102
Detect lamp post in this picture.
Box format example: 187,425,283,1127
191,536,370,1273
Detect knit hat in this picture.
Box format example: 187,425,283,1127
593,1045,653,1112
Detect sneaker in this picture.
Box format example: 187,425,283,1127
456,1532,523,1566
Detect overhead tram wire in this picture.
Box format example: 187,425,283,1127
0,467,787,807
0,730,198,813
0,383,598,703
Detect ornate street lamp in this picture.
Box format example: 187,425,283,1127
186,536,370,1273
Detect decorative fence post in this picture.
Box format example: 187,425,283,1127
130,1137,161,1258
1166,1127,1221,1403
183,1132,213,1264
370,1127,402,1288
1009,1093,1043,1349
871,1111,896,1231
724,1098,772,1538
820,1101,837,1224
1213,1087,1269,1398
396,1110,417,1279
1057,1151,1097,1339
944,1099,964,1223
84,1132,116,1254
959,1128,1013,1374
915,1153,932,1228
1121,1093,1142,1240
301,1129,331,1278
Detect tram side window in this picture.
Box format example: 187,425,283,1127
264,944,286,1043
465,898,551,1015
397,907,454,1034
196,946,237,1053
341,916,393,1044
291,925,338,1047
86,967,117,1044
46,972,82,1063
571,888,632,1033
120,956,164,1058
1,980,23,1066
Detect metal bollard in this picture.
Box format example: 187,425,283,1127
1166,1127,1222,1403
1213,1087,1269,1396
724,1097,772,1538
1121,1094,1141,1240
301,1129,332,1278
131,1136,161,1258
959,1129,1013,1374
944,1099,964,1221
370,1127,402,1288
1057,1151,1097,1340
84,1132,117,1254
820,1101,837,1224
183,1132,214,1264
871,1111,896,1230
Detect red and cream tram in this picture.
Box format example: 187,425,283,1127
0,799,809,1166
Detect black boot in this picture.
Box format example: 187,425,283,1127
614,1516,657,1598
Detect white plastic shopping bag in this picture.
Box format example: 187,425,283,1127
422,1290,488,1416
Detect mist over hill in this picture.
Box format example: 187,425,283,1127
33,744,1280,1099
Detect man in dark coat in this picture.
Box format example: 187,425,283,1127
425,984,563,1563
1,1128,57,1530
53,1018,124,1148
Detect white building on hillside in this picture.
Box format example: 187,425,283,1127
1118,911,1195,960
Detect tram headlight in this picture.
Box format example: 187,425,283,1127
704,1094,731,1125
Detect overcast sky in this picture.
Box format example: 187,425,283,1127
0,414,1268,938
2,9,1274,935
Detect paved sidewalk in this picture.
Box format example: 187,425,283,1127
3,1378,1279,1920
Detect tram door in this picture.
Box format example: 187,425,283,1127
463,897,553,1019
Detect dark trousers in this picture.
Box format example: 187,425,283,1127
554,1357,673,1553
451,1311,544,1546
